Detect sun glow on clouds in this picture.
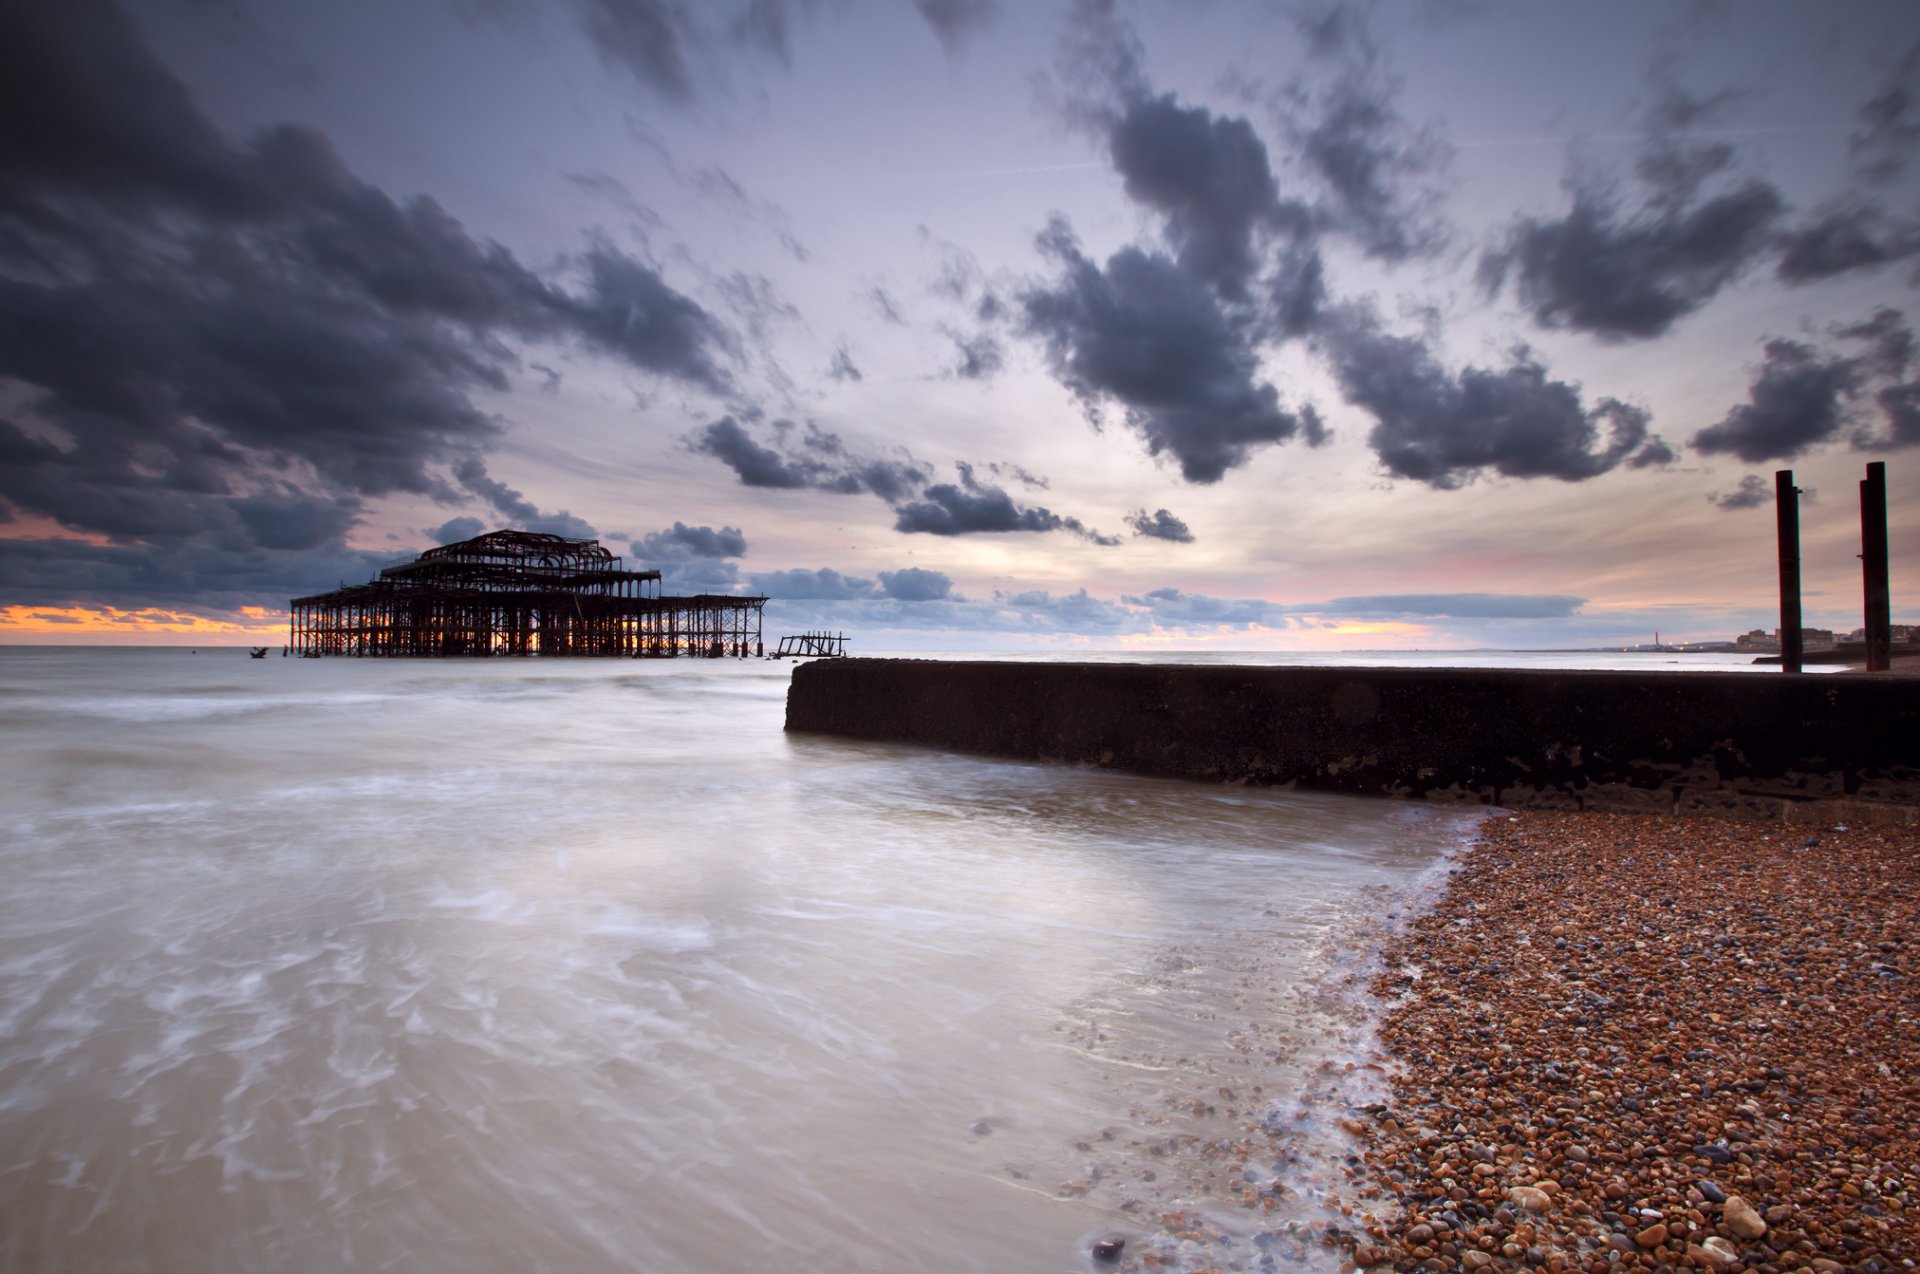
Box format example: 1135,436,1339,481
0,605,288,644
1118,618,1433,650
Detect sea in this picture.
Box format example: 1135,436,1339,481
0,647,1814,1273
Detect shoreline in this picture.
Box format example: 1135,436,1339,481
1337,810,1919,1273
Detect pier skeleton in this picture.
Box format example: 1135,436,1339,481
290,530,765,657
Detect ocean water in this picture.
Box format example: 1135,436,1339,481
0,647,1785,1272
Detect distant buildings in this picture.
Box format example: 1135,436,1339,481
1735,625,1915,650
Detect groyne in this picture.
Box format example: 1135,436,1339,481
785,660,1920,820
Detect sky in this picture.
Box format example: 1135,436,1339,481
2,0,1917,649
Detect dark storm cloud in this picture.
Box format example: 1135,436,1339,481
1693,311,1920,461
1690,338,1856,463
1021,219,1323,483
1707,474,1771,511
914,0,999,56
687,419,1118,543
0,3,741,608
1480,85,1786,340
1276,6,1449,262
452,458,598,539
1840,309,1920,450
1774,204,1920,283
891,464,1119,543
1106,93,1305,299
0,534,391,612
878,567,952,601
1480,174,1785,341
1125,508,1194,542
631,521,748,562
690,417,934,500
1324,309,1674,487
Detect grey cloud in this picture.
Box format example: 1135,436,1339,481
1481,176,1785,340
994,587,1136,631
714,269,799,343
431,516,489,543
1775,204,1920,283
657,558,742,593
631,521,747,562
688,421,1113,541
455,457,539,522
230,491,361,552
1851,40,1920,184
0,1,739,613
1125,508,1193,542
0,534,390,612
748,567,875,600
866,286,906,325
1122,587,1278,626
949,330,1005,381
1692,311,1920,460
1480,85,1785,340
1107,93,1303,299
828,343,862,381
453,458,597,539
1325,309,1674,487
1022,220,1322,483
1279,7,1449,262
915,0,999,56
878,567,952,601
1690,338,1856,463
892,466,1116,543
690,416,933,499
1707,474,1771,511
986,463,1048,490
575,0,701,101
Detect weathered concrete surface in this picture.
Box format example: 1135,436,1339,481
786,660,1920,819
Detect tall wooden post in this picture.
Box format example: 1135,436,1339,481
1862,461,1892,672
1777,470,1803,674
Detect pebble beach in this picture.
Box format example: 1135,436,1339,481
1101,809,1919,1274
1341,810,1919,1274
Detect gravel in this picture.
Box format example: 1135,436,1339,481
1341,810,1920,1274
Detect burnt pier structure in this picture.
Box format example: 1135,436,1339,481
291,530,765,657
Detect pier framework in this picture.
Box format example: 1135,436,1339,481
290,530,765,657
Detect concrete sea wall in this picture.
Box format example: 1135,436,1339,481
785,660,1920,821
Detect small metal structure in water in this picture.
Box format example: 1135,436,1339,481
290,530,766,657
771,632,848,659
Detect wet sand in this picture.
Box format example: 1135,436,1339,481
1339,810,1920,1273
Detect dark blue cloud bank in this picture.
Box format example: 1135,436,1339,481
0,2,747,608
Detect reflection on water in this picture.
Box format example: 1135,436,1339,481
0,649,1477,1272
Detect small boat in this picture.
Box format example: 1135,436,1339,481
249,647,269,659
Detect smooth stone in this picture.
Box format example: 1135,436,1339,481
1722,1195,1768,1240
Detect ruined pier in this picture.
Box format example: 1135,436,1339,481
291,530,765,657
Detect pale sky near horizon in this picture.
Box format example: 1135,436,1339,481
1,0,1916,648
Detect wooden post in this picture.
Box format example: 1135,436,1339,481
1862,461,1892,672
1777,470,1803,674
